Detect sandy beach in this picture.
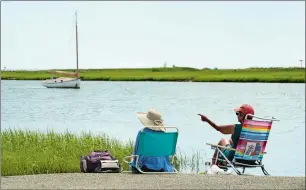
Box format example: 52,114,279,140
1,173,305,189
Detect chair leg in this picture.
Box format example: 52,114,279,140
261,166,270,176
235,168,242,175
242,167,245,174
215,148,241,175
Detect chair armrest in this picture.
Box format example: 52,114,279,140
205,143,237,151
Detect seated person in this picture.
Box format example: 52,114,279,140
130,109,175,173
198,104,254,165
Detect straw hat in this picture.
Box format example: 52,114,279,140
136,109,166,131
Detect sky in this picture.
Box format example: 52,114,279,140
1,1,305,70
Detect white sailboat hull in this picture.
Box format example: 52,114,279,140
42,78,81,89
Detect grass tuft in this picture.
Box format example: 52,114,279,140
1,129,203,176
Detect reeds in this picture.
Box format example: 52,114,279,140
1,129,204,176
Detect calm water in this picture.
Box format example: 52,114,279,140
1,80,305,176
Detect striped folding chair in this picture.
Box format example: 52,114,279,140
206,114,279,175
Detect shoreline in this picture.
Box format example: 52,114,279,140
1,129,196,176
1,67,305,83
2,173,305,189
2,78,305,83
2,129,303,178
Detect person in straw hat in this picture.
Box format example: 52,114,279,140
198,104,255,166
136,108,166,132
129,109,175,173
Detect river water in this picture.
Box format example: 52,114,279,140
1,80,305,176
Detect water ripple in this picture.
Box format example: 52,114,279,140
1,81,305,176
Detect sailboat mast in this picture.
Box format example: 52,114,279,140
75,11,79,78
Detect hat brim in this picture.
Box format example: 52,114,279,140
136,112,165,131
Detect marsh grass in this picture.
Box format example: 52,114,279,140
175,150,204,173
1,129,203,176
1,67,305,83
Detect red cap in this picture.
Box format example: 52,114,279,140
234,104,255,115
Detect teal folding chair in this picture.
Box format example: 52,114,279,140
123,126,179,174
206,114,279,175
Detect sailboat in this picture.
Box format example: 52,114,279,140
42,11,81,89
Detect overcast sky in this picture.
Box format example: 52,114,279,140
1,1,305,70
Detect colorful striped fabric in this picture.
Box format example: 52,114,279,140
234,119,273,161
